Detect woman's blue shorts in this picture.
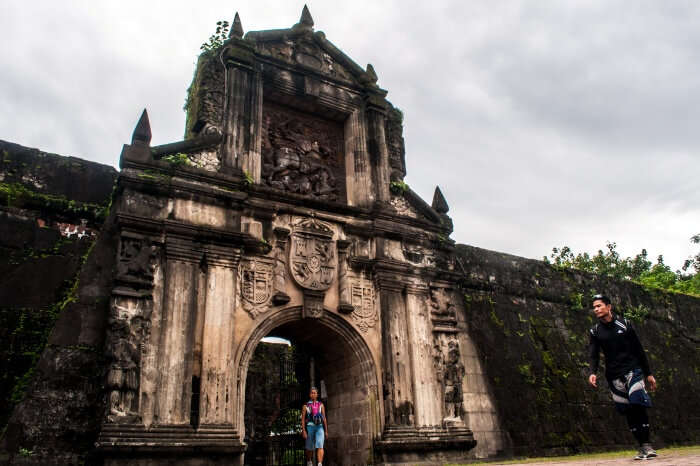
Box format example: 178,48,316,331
305,423,325,450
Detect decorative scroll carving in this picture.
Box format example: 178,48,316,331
117,236,158,288
350,280,377,332
106,297,152,423
239,257,275,318
289,217,336,291
261,102,345,201
272,228,291,305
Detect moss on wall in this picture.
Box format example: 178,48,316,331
457,244,700,456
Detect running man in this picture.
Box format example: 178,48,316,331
588,294,658,460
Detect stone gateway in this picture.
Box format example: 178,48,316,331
2,6,699,466
91,7,505,465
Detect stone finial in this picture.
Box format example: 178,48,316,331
299,5,314,27
131,109,151,146
365,64,378,84
230,12,243,39
432,186,449,214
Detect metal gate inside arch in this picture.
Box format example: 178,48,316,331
245,346,317,466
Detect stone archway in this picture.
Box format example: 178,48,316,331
237,306,381,465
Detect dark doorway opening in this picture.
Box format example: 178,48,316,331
243,318,375,466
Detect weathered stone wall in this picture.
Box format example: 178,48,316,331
456,243,700,457
0,140,117,465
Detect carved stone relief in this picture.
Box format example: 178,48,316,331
290,217,336,318
106,297,152,423
430,286,466,425
389,195,418,218
289,217,336,291
350,279,377,333
430,286,458,331
261,102,345,201
117,236,159,288
239,257,275,318
186,53,225,138
433,334,466,424
256,38,354,81
385,107,406,180
188,149,221,172
402,242,437,267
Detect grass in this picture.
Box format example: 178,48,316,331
456,445,700,464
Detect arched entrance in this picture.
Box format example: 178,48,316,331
237,306,380,466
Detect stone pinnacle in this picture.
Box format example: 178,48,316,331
432,186,449,214
366,64,378,83
230,12,243,39
131,109,151,146
300,5,314,27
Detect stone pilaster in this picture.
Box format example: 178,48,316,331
198,246,241,427
155,238,200,425
365,96,391,203
375,273,414,427
405,283,443,428
221,44,262,180
344,108,374,207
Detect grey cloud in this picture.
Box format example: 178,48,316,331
1,1,697,270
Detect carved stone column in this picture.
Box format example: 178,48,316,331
337,239,353,313
272,227,291,305
199,246,241,426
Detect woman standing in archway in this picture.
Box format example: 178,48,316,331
301,387,327,466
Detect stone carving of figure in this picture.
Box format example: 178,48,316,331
443,338,465,421
106,309,150,423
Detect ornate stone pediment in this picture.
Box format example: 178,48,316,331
256,37,356,82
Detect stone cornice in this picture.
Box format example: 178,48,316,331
116,214,255,250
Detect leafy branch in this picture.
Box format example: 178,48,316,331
200,20,229,53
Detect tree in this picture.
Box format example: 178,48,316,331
544,236,699,297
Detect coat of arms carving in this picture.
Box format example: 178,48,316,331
351,281,376,332
239,257,274,318
289,217,336,291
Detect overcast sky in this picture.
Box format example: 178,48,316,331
2,1,698,270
